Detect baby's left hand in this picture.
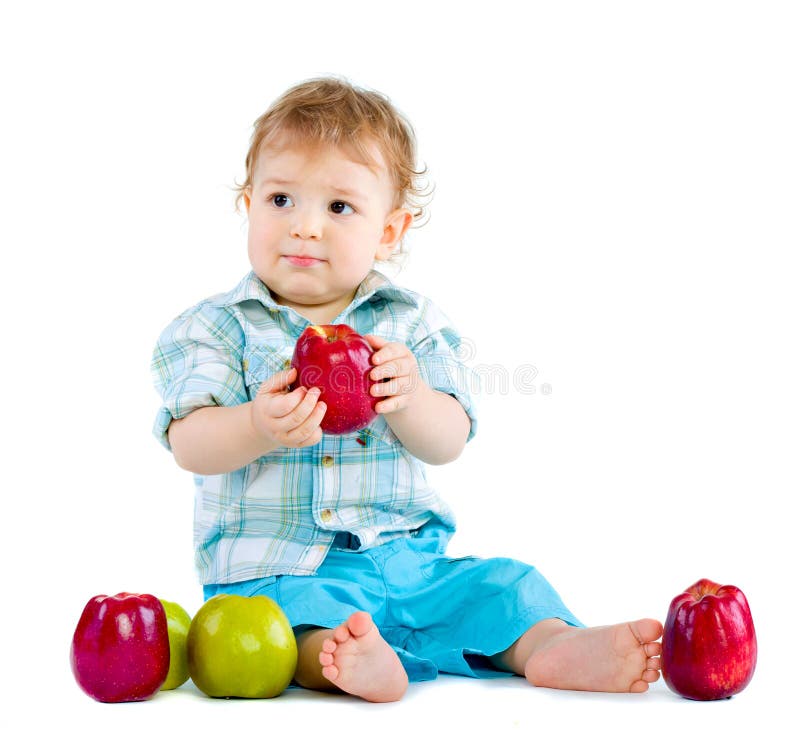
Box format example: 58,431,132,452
363,334,422,415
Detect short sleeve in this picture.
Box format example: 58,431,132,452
409,299,479,442
150,303,247,450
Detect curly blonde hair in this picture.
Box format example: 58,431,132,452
234,76,433,244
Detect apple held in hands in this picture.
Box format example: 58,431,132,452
70,592,170,702
291,324,380,434
187,594,298,699
662,578,757,700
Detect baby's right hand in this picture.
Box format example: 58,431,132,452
251,368,326,449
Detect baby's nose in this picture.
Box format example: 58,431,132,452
290,209,323,240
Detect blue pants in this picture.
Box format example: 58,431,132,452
204,522,583,681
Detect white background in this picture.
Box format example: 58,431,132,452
2,1,797,728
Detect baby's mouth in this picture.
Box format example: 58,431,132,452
284,255,324,268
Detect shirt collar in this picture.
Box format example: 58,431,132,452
222,269,417,316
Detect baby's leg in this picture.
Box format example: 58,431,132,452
294,628,340,692
490,618,662,693
294,612,408,702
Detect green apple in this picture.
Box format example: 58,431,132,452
159,599,192,690
187,594,297,699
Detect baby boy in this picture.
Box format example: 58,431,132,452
152,76,662,702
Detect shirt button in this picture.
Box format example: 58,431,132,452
321,455,334,467
283,359,291,369
321,509,333,522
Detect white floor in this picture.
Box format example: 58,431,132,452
48,664,778,730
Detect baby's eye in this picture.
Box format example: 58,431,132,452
330,200,355,215
270,194,294,208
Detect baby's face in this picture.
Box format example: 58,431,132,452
244,139,410,323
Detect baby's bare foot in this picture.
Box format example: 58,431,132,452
524,619,663,693
318,611,408,702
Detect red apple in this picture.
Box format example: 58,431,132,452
70,592,170,702
662,578,757,700
291,324,380,434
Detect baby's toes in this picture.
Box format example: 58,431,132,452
643,669,660,683
644,641,661,658
319,638,338,667
632,619,663,644
646,656,661,671
333,623,353,643
322,637,339,654
641,656,661,685
630,678,649,693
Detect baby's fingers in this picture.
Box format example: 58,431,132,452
257,367,297,398
363,334,388,351
265,386,308,419
286,395,327,445
278,387,323,430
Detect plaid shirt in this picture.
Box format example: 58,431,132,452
151,270,477,585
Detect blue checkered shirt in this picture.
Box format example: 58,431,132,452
151,270,477,585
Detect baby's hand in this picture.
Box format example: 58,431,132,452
251,368,326,448
364,335,422,415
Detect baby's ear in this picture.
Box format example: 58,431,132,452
243,187,252,213
377,208,412,257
